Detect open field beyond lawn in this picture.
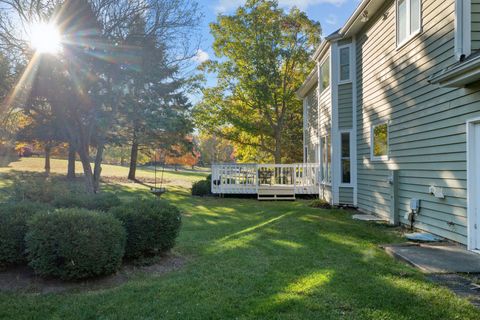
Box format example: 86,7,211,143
0,159,479,319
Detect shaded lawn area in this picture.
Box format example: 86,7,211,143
0,184,478,319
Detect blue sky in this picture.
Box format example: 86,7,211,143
192,0,360,91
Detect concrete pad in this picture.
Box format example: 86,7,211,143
352,214,386,222
383,244,480,274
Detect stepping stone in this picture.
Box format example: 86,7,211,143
405,232,442,242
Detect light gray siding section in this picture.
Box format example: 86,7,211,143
472,0,480,51
319,86,332,203
304,85,319,163
320,185,332,203
319,87,331,136
355,0,480,244
338,83,353,129
339,187,354,205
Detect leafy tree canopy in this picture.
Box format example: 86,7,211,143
195,0,320,163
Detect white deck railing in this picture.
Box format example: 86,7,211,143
211,163,319,195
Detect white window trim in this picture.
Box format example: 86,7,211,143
467,116,480,251
370,122,389,162
319,56,330,94
396,0,422,49
338,44,352,84
339,129,353,187
455,0,472,60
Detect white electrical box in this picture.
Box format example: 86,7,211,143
410,198,420,214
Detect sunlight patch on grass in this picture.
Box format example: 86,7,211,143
256,270,334,313
219,212,293,242
270,239,304,249
286,270,333,295
318,232,363,248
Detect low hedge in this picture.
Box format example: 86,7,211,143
110,199,181,259
191,179,211,196
11,177,73,203
309,199,332,209
53,192,121,212
0,201,51,268
26,208,126,280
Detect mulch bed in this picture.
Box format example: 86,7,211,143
0,253,186,294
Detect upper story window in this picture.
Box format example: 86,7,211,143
397,0,421,47
371,123,389,161
339,46,351,82
319,57,330,94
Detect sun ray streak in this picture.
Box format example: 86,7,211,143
2,53,41,119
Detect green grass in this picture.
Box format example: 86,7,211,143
0,162,479,319
0,157,208,187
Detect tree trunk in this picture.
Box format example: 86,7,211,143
67,143,76,179
274,130,282,164
77,145,95,194
128,141,138,181
93,143,104,193
44,144,51,176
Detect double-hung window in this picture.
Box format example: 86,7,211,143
397,0,422,47
339,46,351,82
341,132,351,184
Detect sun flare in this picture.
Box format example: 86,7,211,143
28,22,62,54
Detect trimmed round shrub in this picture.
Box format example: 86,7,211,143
53,192,121,212
26,209,126,280
110,199,181,259
0,201,51,268
191,179,211,196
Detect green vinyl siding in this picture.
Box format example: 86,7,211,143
339,187,354,205
304,85,319,163
338,83,353,129
355,0,480,245
472,0,480,51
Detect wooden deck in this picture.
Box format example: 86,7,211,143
211,163,319,200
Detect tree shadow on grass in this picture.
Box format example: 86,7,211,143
174,200,480,319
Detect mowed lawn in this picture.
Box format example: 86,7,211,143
0,160,479,319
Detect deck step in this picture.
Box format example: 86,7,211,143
257,186,296,201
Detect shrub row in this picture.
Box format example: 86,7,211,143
0,201,51,268
0,198,182,280
110,200,181,259
26,209,125,280
11,177,120,211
